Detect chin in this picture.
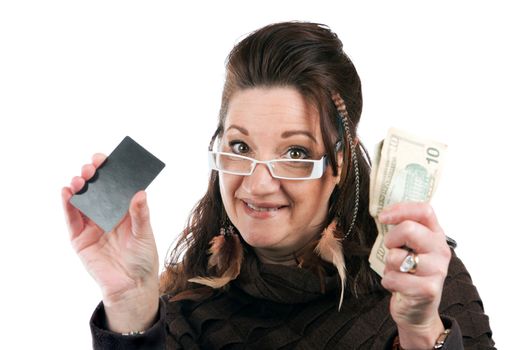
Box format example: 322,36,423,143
236,224,284,249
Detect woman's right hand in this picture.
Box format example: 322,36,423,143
61,153,160,333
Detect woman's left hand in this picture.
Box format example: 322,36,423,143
379,202,452,349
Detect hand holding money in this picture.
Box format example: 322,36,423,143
368,128,447,277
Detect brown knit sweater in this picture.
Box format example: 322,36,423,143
91,251,495,349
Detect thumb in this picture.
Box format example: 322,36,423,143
129,191,153,237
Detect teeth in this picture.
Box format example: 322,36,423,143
246,203,280,212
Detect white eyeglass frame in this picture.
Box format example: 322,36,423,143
208,151,327,180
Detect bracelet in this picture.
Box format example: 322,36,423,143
392,328,451,350
121,330,145,336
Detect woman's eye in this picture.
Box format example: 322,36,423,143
230,141,250,154
286,147,309,159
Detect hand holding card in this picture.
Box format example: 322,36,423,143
61,136,165,333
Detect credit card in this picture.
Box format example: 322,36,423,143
70,136,165,232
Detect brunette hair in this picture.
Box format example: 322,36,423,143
161,22,380,296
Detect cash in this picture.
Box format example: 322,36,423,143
368,128,447,277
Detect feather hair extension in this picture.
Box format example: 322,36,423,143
297,239,322,268
168,287,214,302
315,220,347,311
189,233,244,289
207,234,227,270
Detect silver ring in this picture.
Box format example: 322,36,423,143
400,251,419,274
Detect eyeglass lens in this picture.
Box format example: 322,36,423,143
215,153,315,178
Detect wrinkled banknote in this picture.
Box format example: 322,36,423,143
368,128,447,277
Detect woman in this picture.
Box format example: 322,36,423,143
62,22,495,349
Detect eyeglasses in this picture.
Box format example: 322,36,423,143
208,151,327,180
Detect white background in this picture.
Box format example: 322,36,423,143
1,1,521,348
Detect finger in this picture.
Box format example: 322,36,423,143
81,164,96,180
384,220,444,253
92,153,107,168
384,249,442,277
379,202,442,233
61,186,84,239
381,269,417,294
382,271,443,302
70,176,86,194
129,191,153,238
79,153,107,182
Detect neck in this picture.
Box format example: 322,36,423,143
252,232,321,266
254,249,299,266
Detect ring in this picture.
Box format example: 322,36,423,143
399,251,419,274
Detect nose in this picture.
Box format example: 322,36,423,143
241,162,280,196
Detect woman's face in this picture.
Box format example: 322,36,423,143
218,87,339,261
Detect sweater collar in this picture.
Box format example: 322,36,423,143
233,252,339,304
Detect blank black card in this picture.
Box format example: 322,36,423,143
70,136,165,232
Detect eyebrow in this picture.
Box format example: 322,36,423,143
281,130,317,144
226,124,318,144
226,125,249,135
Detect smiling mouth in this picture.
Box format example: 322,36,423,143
243,201,288,212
